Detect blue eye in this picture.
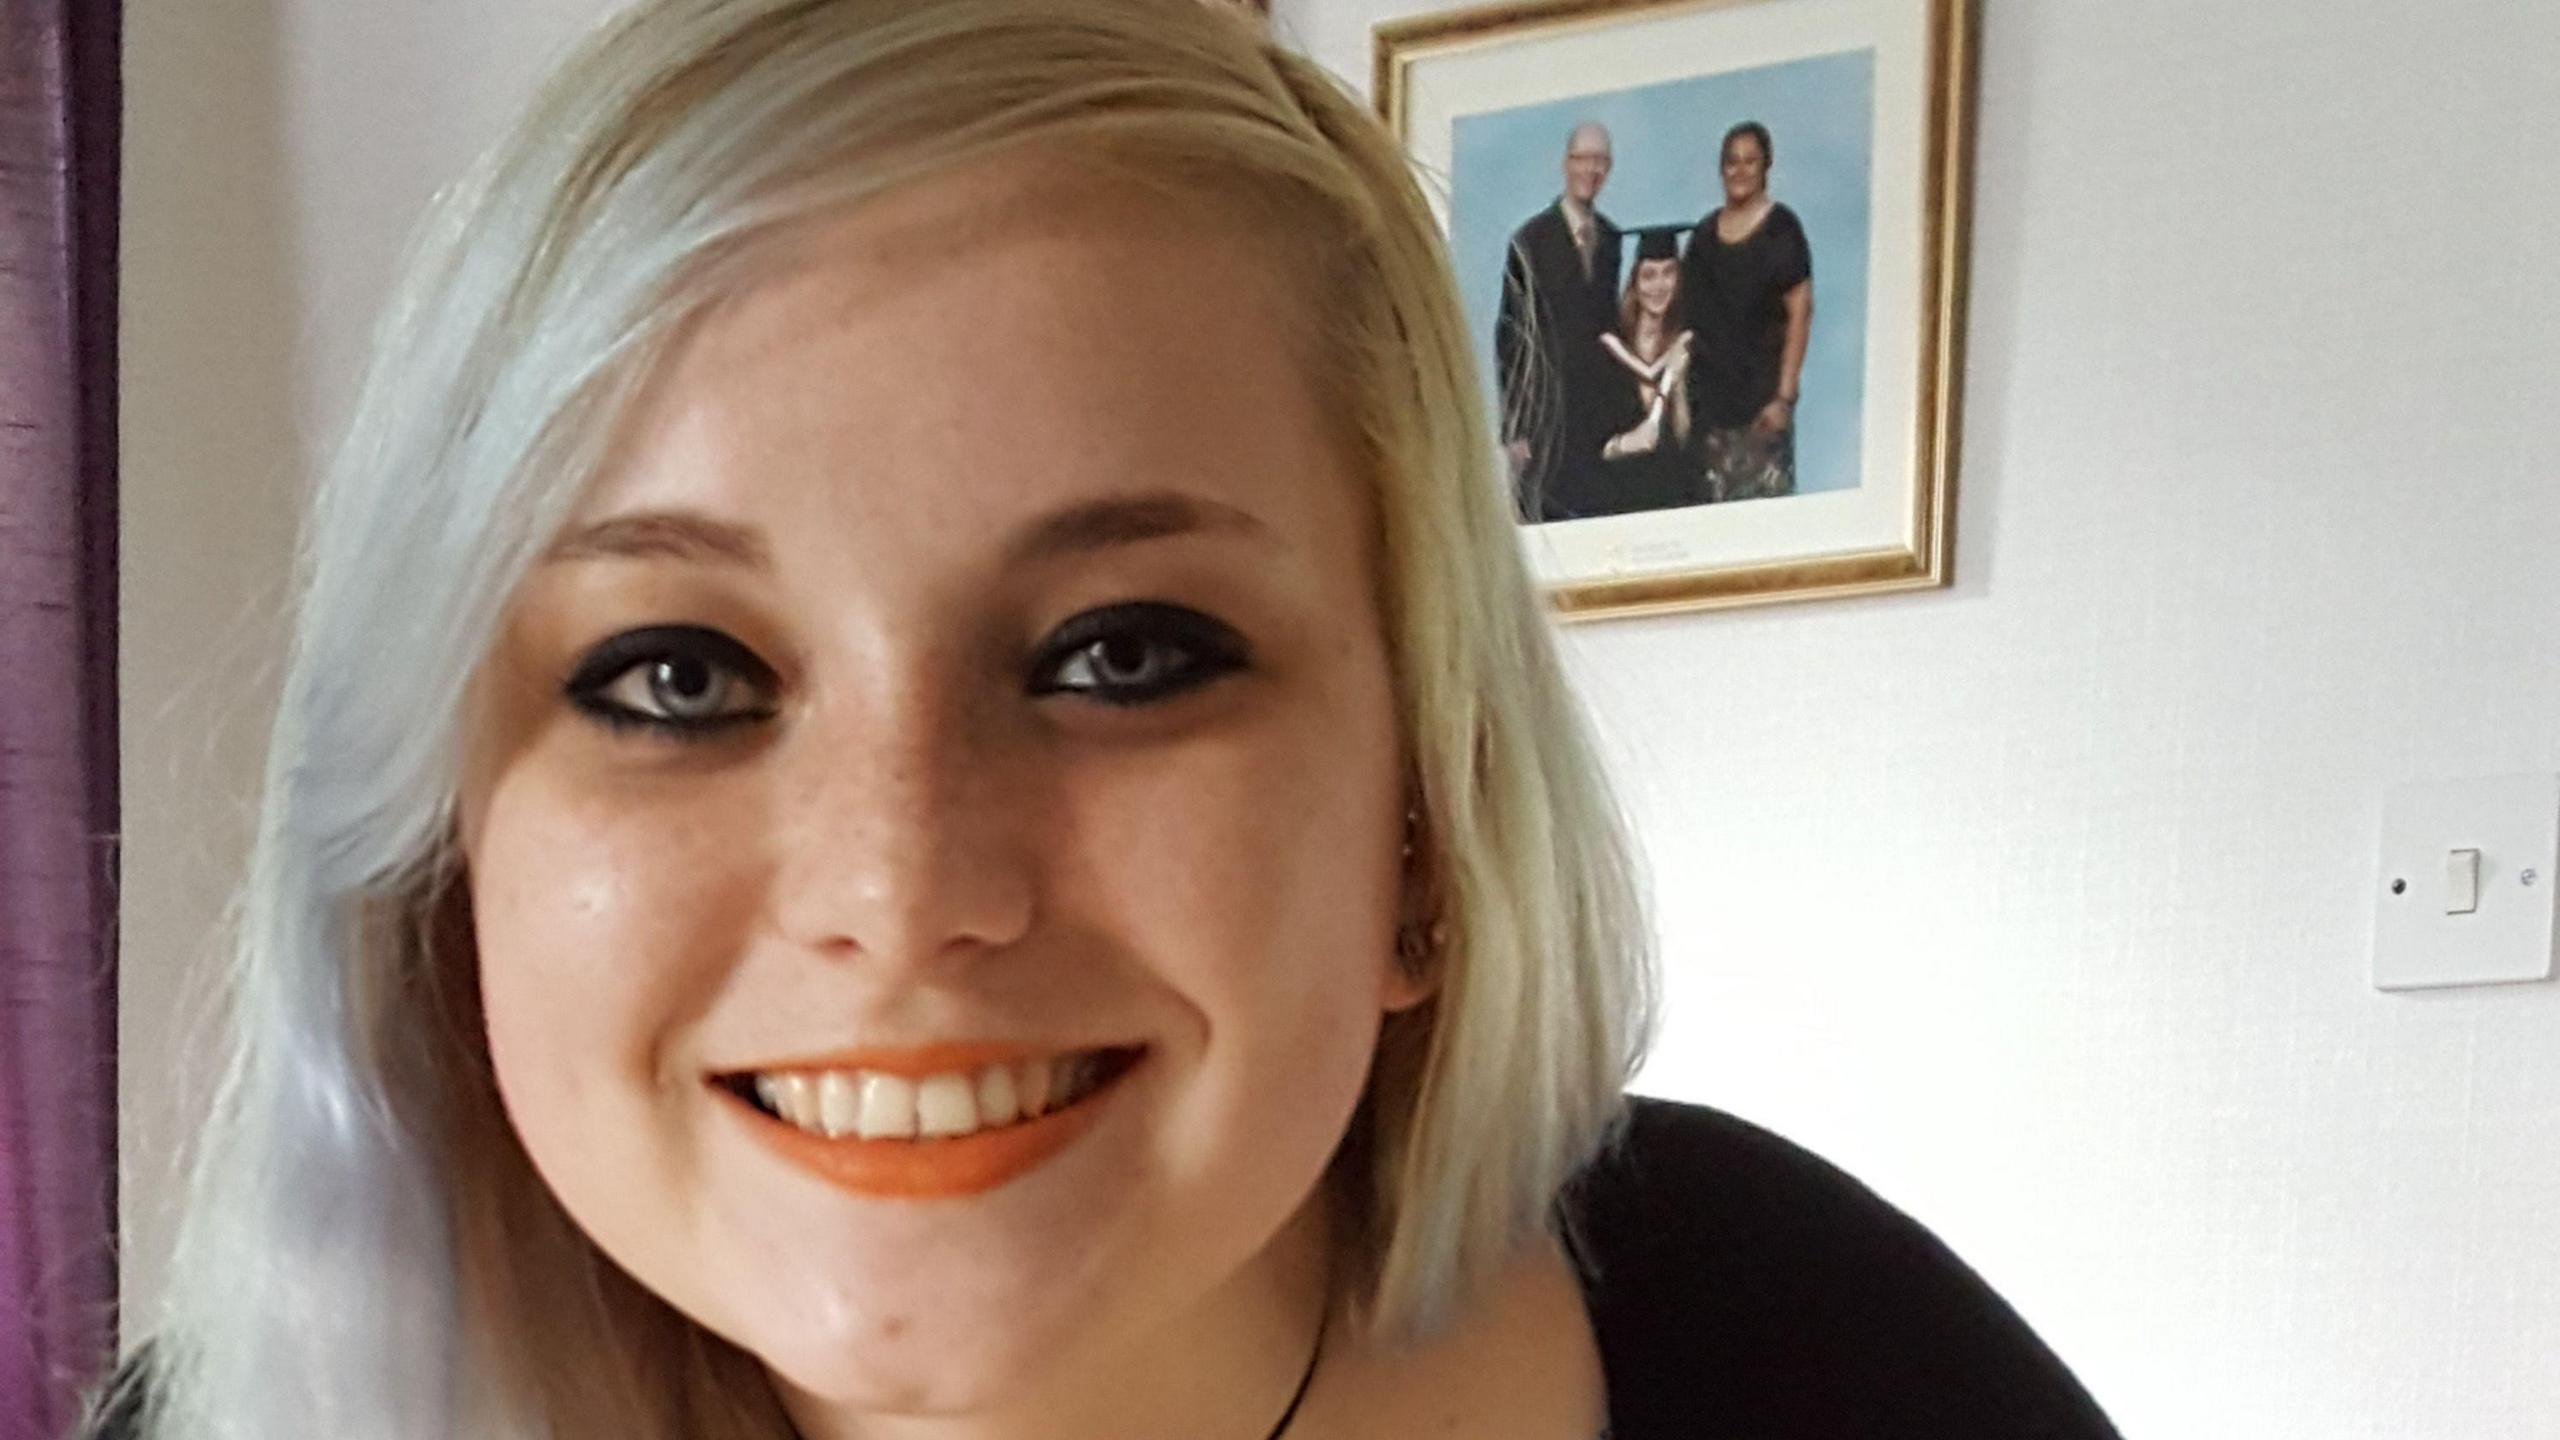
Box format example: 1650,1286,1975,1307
565,625,779,738
1031,602,1247,705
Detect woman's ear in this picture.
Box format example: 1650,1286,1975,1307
1382,945,1440,1014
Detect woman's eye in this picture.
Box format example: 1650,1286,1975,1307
563,625,779,737
1032,602,1247,706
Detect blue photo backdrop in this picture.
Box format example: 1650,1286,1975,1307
1449,48,1876,497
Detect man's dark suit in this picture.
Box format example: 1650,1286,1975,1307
1495,200,1622,522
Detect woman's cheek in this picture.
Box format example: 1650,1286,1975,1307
474,774,740,1089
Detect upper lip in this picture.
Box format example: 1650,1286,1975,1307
717,1040,1137,1080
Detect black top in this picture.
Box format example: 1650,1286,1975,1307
1679,203,1813,428
76,1099,2117,1440
1578,342,1701,518
1495,199,1624,522
1563,1098,2121,1439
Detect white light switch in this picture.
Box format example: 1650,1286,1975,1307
2447,848,2481,915
2373,773,2559,991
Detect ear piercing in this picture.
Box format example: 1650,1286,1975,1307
1395,916,1449,966
1396,805,1446,965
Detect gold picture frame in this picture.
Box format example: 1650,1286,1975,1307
1375,0,1974,618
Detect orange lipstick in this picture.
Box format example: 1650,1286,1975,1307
717,1043,1137,1200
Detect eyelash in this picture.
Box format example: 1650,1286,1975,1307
1027,601,1250,708
562,625,780,740
561,604,1249,742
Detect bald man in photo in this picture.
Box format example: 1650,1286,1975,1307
1495,121,1623,522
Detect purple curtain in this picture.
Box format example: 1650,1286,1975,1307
0,0,123,1434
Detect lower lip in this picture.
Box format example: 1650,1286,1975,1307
719,1060,1138,1200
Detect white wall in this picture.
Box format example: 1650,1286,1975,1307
119,0,621,1325
123,0,2560,1435
120,0,300,1329
1275,1,2560,1436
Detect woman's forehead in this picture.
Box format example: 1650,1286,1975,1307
564,159,1368,593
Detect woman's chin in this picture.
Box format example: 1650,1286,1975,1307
749,1324,1054,1421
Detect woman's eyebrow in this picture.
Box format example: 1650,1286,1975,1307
543,510,771,568
542,494,1266,571
1004,491,1271,566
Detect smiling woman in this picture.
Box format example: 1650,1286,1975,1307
90,3,2116,1439
453,165,1446,1426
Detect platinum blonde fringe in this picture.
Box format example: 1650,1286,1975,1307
140,3,1657,1436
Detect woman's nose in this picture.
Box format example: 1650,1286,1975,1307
763,688,1037,972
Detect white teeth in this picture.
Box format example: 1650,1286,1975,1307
916,1073,977,1138
857,1073,919,1140
975,1064,1020,1127
1017,1057,1054,1117
774,1074,819,1131
818,1072,858,1138
748,1051,1128,1141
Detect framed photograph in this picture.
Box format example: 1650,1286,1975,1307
1375,0,1972,618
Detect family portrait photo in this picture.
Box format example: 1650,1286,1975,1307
1378,0,1969,616
1469,55,1873,525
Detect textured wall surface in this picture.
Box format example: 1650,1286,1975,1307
122,0,2560,1435
1284,1,2560,1435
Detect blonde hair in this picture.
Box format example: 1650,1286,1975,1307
143,2,1654,1435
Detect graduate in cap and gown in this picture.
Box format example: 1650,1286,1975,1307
1585,225,1703,517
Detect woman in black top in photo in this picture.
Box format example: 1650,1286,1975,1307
1681,120,1814,503
1588,227,1702,517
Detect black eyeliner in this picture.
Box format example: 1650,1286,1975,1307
1029,600,1250,705
563,625,772,695
562,624,779,736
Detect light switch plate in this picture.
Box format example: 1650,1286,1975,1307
2372,772,2559,991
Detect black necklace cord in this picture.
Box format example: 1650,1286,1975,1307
1260,1290,1330,1440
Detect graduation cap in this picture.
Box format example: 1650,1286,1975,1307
1625,224,1688,262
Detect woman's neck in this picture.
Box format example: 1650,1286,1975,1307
777,1200,1335,1440
1293,1233,1606,1440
